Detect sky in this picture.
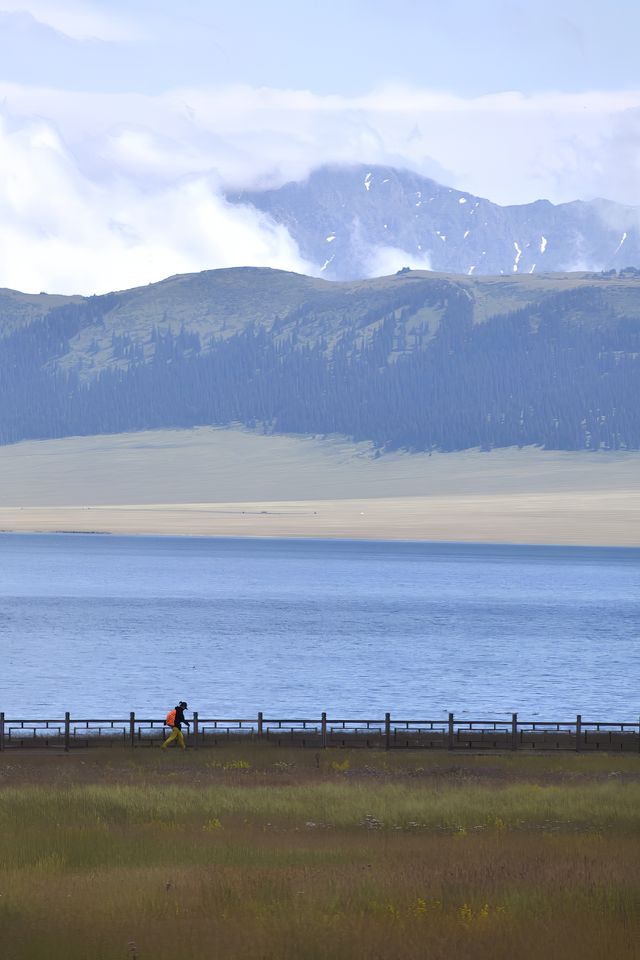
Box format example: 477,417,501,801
2,0,640,293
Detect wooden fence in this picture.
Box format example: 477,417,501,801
1,711,639,752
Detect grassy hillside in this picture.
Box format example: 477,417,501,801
5,266,640,375
1,266,640,452
0,288,82,336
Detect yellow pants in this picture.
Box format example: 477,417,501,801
161,726,186,749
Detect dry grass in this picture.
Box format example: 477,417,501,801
1,427,639,545
1,747,639,959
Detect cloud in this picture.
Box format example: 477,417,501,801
4,82,639,204
0,1,134,41
2,81,640,293
0,111,316,295
365,245,433,277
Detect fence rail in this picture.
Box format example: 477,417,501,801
1,711,639,752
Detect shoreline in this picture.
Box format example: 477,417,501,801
1,490,639,546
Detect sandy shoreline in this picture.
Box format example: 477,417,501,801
2,490,639,546
1,428,639,545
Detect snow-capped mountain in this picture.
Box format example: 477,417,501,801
230,165,640,280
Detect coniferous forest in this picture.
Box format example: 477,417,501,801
1,268,639,452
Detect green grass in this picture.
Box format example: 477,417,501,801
1,747,639,959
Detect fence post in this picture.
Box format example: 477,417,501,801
511,713,518,751
0,711,4,752
448,712,454,751
258,711,263,738
193,711,199,749
321,712,327,749
576,714,582,752
129,712,135,748
64,712,70,753
385,712,391,751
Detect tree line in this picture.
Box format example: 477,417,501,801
0,283,639,451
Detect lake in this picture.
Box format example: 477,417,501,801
1,534,638,719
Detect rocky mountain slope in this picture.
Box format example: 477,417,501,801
231,165,640,280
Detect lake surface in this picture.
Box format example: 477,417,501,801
1,534,639,719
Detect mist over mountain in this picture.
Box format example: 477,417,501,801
231,165,640,281
1,265,640,454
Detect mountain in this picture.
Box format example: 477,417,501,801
1,266,640,452
230,165,640,280
0,288,82,335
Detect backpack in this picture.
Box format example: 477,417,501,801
165,709,176,727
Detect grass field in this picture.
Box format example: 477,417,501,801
1,747,639,959
1,428,639,544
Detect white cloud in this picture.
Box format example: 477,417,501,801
4,82,638,204
0,1,134,41
1,81,640,293
0,111,316,294
365,245,433,277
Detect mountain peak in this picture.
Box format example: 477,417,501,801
231,164,640,280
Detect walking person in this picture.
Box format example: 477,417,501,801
161,701,190,749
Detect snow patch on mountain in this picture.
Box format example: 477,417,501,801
614,231,627,255
513,241,522,272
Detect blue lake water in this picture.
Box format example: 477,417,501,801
0,533,639,720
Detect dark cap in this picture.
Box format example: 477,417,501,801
179,701,188,708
